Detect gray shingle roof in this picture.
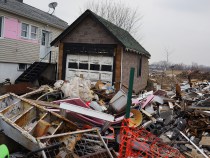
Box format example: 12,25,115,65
91,11,150,57
0,0,68,29
51,10,150,58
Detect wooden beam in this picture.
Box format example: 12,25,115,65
20,87,45,98
114,45,123,91
58,43,64,80
26,99,60,109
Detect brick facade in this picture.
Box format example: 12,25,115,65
62,17,117,44
122,51,149,93
58,15,149,92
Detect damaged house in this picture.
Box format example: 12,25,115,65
0,0,68,83
51,9,151,93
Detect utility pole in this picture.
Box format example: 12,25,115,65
165,48,173,70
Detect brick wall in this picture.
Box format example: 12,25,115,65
58,15,149,91
62,16,117,44
122,51,149,93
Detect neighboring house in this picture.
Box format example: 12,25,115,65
0,0,68,83
51,9,151,93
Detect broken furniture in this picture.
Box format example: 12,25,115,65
0,93,77,151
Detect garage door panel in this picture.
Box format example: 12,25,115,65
67,54,78,61
101,73,112,82
79,62,89,70
66,54,113,83
68,62,78,69
90,56,100,63
102,56,113,65
79,55,89,62
66,70,77,80
89,72,100,81
78,71,89,79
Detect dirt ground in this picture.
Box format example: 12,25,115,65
148,69,210,91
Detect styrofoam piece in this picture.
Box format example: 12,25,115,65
153,96,164,104
90,101,103,112
145,104,156,115
109,90,127,113
137,91,153,100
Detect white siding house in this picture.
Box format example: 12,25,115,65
0,0,68,83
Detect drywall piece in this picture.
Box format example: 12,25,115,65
60,102,114,122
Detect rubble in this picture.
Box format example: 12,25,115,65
0,76,210,157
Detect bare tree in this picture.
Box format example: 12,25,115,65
191,62,199,70
81,0,142,36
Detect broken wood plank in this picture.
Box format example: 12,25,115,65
140,109,156,122
168,102,174,109
20,87,46,98
27,99,60,109
188,106,210,111
199,136,210,146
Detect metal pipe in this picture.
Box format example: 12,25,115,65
126,67,135,118
84,134,115,141
37,128,98,140
96,129,114,158
179,131,209,158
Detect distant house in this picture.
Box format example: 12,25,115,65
51,10,151,93
0,0,68,83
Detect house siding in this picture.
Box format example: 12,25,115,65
0,10,63,63
0,62,30,83
0,38,39,63
122,51,149,93
62,16,117,44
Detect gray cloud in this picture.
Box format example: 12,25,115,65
25,0,210,66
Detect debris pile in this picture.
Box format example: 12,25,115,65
0,76,210,157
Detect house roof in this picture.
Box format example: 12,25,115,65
51,9,150,58
0,0,68,29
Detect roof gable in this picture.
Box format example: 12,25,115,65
51,9,150,57
62,16,118,44
0,0,68,29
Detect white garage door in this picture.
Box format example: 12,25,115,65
65,54,113,83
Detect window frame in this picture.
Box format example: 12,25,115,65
21,22,38,40
30,25,38,39
21,23,29,38
41,31,46,45
18,63,27,71
0,16,4,38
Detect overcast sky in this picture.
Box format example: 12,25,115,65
25,0,210,66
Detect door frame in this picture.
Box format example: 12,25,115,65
40,30,50,60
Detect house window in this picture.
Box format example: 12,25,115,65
30,26,38,39
21,23,38,39
68,62,78,69
18,63,27,71
90,64,100,71
0,17,3,37
21,23,29,38
79,63,88,70
101,65,112,72
137,56,142,77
